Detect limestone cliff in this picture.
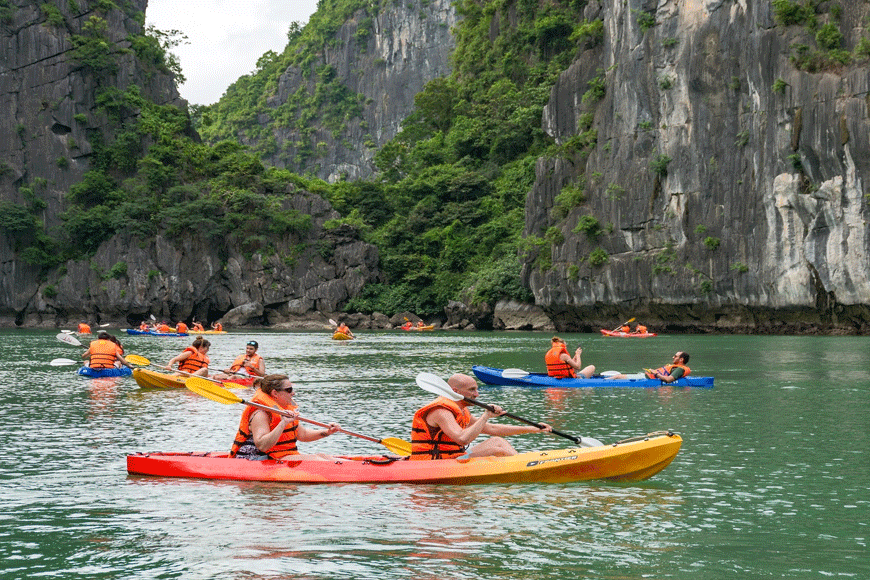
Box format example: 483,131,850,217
246,0,458,182
524,0,869,333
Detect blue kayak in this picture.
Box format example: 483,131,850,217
471,365,714,388
124,329,188,337
77,366,133,378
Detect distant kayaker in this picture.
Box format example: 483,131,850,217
138,320,149,331
336,321,354,338
545,336,595,379
410,373,552,460
214,340,265,380
212,321,223,332
192,321,205,332
644,352,691,383
166,336,211,376
633,324,648,334
175,321,188,334
620,324,631,333
229,374,340,461
83,331,132,370
78,322,91,334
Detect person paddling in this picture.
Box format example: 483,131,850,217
166,336,211,376
213,340,265,380
410,373,552,460
175,321,188,334
336,321,354,338
78,322,92,334
229,374,340,461
83,331,132,370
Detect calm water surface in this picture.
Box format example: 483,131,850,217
1,329,867,579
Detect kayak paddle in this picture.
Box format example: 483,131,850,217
51,352,150,367
50,358,80,366
184,376,412,456
415,372,604,447
611,317,636,332
501,368,530,379
56,332,83,347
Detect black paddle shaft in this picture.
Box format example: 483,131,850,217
463,397,582,445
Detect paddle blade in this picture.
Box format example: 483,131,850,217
56,333,82,347
415,372,463,401
50,358,78,366
381,437,412,456
185,376,243,405
329,318,337,326
501,368,529,379
125,354,150,366
581,437,605,447
150,314,156,320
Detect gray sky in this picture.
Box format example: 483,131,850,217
146,0,320,105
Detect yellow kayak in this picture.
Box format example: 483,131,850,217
332,331,353,340
132,368,253,389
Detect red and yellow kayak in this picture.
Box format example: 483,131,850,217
332,331,353,340
132,368,254,389
127,431,681,484
600,329,658,338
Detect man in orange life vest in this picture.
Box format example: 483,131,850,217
214,340,265,380
410,373,552,460
645,351,691,383
83,331,133,370
545,336,595,379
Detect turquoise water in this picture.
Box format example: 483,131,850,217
1,329,867,579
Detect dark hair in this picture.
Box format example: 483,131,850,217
98,331,111,340
254,374,291,395
191,336,211,349
679,352,690,363
551,336,564,343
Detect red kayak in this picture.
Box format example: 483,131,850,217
600,329,657,338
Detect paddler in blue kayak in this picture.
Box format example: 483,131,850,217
82,331,133,370
644,351,691,383
410,373,552,460
545,336,595,379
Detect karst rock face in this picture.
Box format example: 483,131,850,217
520,0,869,334
0,0,381,328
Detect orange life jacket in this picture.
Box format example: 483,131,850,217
214,323,223,331
175,322,188,334
545,344,575,378
192,323,205,331
88,339,121,369
139,322,149,331
410,397,472,460
337,324,350,334
230,353,264,375
78,323,91,334
156,324,172,333
646,364,691,379
621,325,630,333
635,325,648,334
178,346,209,374
229,390,299,459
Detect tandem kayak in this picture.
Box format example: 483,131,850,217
472,365,714,388
77,366,133,378
332,331,353,340
127,431,682,484
132,368,255,389
124,329,189,337
600,329,658,338
402,324,434,331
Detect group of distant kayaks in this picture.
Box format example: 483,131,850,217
57,319,705,486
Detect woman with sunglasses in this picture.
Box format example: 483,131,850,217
229,374,340,460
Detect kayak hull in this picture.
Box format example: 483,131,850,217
124,329,189,337
402,325,434,331
472,365,714,388
332,332,353,340
127,432,681,484
77,366,133,378
132,368,254,389
600,329,658,338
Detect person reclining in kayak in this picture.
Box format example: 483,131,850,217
644,352,691,383
83,331,133,370
213,340,265,380
165,336,211,376
545,336,595,379
410,373,552,460
336,321,354,338
229,374,340,461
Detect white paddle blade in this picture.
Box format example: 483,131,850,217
329,318,337,326
600,370,621,377
581,437,605,447
61,329,74,334
50,358,78,366
56,333,83,347
415,372,463,401
501,368,530,379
